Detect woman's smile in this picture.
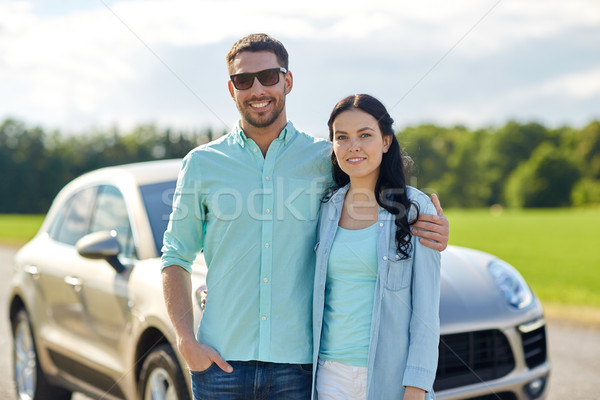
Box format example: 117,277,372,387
346,157,367,164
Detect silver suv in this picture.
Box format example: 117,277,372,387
8,159,550,400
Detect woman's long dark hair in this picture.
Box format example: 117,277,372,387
327,94,418,259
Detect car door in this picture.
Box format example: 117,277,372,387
70,184,136,382
34,186,100,366
36,184,136,394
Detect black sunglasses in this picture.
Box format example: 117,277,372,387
230,67,287,90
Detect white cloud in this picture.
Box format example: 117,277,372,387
0,0,598,132
507,67,600,101
419,66,600,129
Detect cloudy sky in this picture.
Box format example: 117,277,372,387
1,0,599,138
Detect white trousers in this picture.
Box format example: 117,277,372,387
316,358,367,400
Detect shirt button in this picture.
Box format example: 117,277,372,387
261,316,267,321
379,222,384,227
263,278,269,283
265,243,270,248
265,209,270,214
265,176,270,181
383,256,388,261
253,148,258,153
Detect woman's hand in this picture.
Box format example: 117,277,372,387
200,289,207,310
403,386,426,400
412,193,449,251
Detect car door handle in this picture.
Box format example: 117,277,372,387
64,275,83,292
23,265,40,279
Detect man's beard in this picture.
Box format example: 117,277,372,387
237,90,286,128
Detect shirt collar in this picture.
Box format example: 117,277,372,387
331,184,350,206
232,120,296,148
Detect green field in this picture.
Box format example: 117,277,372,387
0,214,45,247
445,207,600,309
1,209,599,310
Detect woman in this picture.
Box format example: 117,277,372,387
312,94,441,400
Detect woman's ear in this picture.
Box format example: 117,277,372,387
382,135,393,153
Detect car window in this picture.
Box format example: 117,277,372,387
53,187,97,245
90,185,136,259
139,180,176,255
47,197,70,240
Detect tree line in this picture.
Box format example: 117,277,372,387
0,119,224,214
1,118,599,214
399,120,600,208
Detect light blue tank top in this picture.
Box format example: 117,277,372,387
319,222,378,366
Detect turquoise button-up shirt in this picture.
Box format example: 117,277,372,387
161,121,333,363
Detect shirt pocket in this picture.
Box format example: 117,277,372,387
384,252,412,291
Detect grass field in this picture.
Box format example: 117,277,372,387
445,207,600,311
1,208,599,311
0,214,45,247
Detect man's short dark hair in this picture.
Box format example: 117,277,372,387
226,33,289,73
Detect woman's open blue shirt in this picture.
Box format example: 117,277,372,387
312,184,441,399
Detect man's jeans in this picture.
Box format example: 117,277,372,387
190,361,313,400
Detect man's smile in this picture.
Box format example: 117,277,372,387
248,99,272,110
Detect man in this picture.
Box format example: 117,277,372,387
161,33,449,400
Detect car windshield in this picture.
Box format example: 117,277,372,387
139,180,177,255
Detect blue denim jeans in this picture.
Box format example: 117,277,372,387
190,361,312,400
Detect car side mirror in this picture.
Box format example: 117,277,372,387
76,231,126,273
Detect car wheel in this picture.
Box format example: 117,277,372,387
138,344,190,400
12,309,72,400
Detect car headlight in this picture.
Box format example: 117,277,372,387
488,259,533,309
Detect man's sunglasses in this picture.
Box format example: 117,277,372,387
230,67,287,90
